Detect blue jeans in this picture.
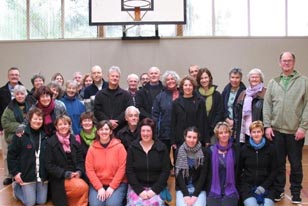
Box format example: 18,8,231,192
176,190,206,206
13,181,48,206
244,197,274,206
89,183,127,206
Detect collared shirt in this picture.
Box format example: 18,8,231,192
280,71,297,89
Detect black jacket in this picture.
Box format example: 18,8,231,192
116,125,140,150
7,126,48,182
94,86,131,132
196,86,224,136
45,134,86,206
221,82,246,120
171,94,209,146
126,139,170,195
176,146,210,197
238,139,277,201
233,88,266,143
135,81,164,119
83,80,108,99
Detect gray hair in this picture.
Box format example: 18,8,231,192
161,70,180,87
109,66,121,75
247,68,264,82
65,79,78,89
31,73,45,85
125,106,140,116
229,67,243,78
127,73,139,82
13,85,28,96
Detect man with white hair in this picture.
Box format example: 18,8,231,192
116,106,140,150
94,66,131,133
135,66,163,119
126,73,139,106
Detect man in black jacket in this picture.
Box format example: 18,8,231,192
0,67,22,185
94,66,131,133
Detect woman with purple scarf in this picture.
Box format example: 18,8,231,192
233,68,266,145
207,122,239,206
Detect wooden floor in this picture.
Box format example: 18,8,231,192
1,148,308,206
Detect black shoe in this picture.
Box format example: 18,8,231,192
292,195,302,204
274,192,284,202
3,178,12,185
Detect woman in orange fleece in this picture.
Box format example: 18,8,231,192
86,120,127,206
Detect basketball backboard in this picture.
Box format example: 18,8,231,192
89,0,186,25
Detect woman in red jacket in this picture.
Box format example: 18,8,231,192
86,120,127,206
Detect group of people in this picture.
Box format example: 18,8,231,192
0,51,307,206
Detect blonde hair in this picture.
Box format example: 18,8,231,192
214,121,232,137
249,120,264,133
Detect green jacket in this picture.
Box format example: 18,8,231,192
1,107,20,143
263,71,308,134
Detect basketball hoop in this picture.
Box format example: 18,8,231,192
123,0,152,21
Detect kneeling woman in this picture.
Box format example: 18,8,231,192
8,108,48,206
238,121,277,206
45,115,89,206
207,122,239,206
126,118,171,206
85,120,127,206
175,126,209,206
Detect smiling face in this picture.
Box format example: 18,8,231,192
55,75,64,86
165,74,177,90
148,67,160,84
8,69,20,86
200,72,210,89
91,66,103,84
216,125,231,146
39,94,52,107
108,71,120,88
55,118,71,136
66,84,77,97
185,131,198,148
249,73,262,87
279,52,295,76
14,91,26,103
125,110,139,127
182,79,194,97
140,125,153,143
30,113,44,130
33,77,44,90
81,118,94,132
127,77,138,91
97,124,112,144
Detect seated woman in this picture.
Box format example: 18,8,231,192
85,120,127,206
76,111,96,158
175,126,209,206
207,122,239,206
45,115,89,206
238,121,277,206
7,108,48,206
126,118,171,206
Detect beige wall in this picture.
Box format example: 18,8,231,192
0,37,307,144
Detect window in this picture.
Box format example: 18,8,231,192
288,0,308,36
0,0,27,40
30,0,61,39
250,0,285,36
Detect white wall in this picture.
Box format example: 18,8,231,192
0,37,307,143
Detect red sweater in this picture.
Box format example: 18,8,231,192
86,138,127,190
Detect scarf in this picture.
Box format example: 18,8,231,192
37,100,55,125
12,99,30,123
210,142,238,198
198,86,214,115
243,83,263,117
56,132,71,153
175,141,204,178
80,127,97,146
249,137,266,150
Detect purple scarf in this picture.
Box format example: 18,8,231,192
210,142,238,197
243,83,263,117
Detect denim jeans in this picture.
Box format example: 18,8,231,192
89,183,127,206
272,130,304,196
13,181,48,206
243,197,274,206
176,190,206,206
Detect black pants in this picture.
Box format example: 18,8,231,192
272,130,304,196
